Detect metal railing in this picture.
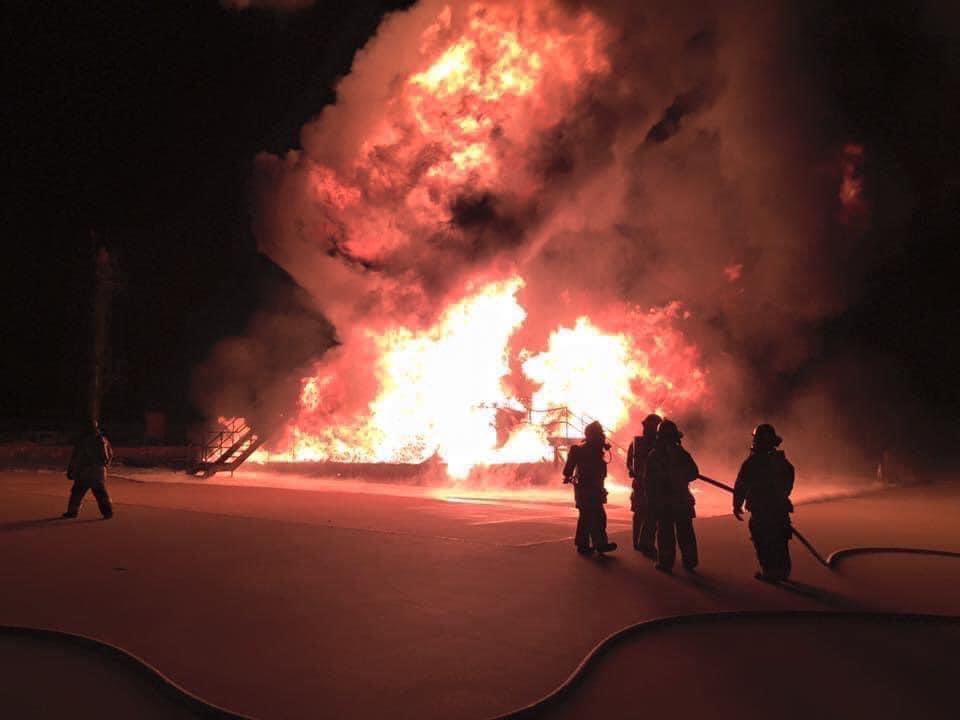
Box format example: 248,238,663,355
478,403,629,465
190,418,265,477
200,417,249,464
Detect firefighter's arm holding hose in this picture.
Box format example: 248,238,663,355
732,462,749,521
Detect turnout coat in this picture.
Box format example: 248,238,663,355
733,450,795,515
563,442,609,509
646,443,698,518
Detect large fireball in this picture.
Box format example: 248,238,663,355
251,1,709,478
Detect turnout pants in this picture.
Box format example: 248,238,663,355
631,495,656,551
67,469,113,517
575,502,609,550
656,506,698,570
749,512,792,580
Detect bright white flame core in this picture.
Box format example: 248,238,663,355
256,278,706,479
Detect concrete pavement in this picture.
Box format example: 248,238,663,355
1,470,958,719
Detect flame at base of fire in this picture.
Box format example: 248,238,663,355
250,277,706,479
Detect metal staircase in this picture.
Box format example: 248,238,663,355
190,417,266,477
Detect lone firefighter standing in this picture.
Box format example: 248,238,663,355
646,419,699,572
734,424,795,582
63,419,114,519
563,420,617,555
626,413,661,555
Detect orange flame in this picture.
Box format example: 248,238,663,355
252,3,708,479
301,1,611,264
259,280,707,478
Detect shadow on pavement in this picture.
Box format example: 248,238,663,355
592,554,619,568
662,568,734,595
776,579,866,610
0,517,101,532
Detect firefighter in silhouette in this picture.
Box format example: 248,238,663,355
563,421,617,554
626,413,661,555
734,424,795,582
63,419,114,519
646,419,698,572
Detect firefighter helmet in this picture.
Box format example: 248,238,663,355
752,423,782,450
658,419,682,442
584,420,605,441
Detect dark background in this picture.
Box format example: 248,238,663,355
3,0,415,439
3,1,958,454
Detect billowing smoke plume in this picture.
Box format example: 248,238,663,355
199,0,879,480
191,277,335,428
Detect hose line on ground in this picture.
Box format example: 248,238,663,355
487,608,960,719
827,546,960,568
3,549,959,720
0,624,253,719
696,473,832,566
695,474,960,569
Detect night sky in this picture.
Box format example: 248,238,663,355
4,1,959,454
5,0,415,432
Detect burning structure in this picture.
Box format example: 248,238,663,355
195,0,871,483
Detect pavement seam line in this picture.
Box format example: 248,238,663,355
14,486,533,547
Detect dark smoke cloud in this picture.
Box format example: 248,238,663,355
200,0,899,479
191,280,336,428
222,0,315,11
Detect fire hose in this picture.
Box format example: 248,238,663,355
695,473,960,569
0,624,253,719
3,497,959,720
695,473,831,567
488,479,960,718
